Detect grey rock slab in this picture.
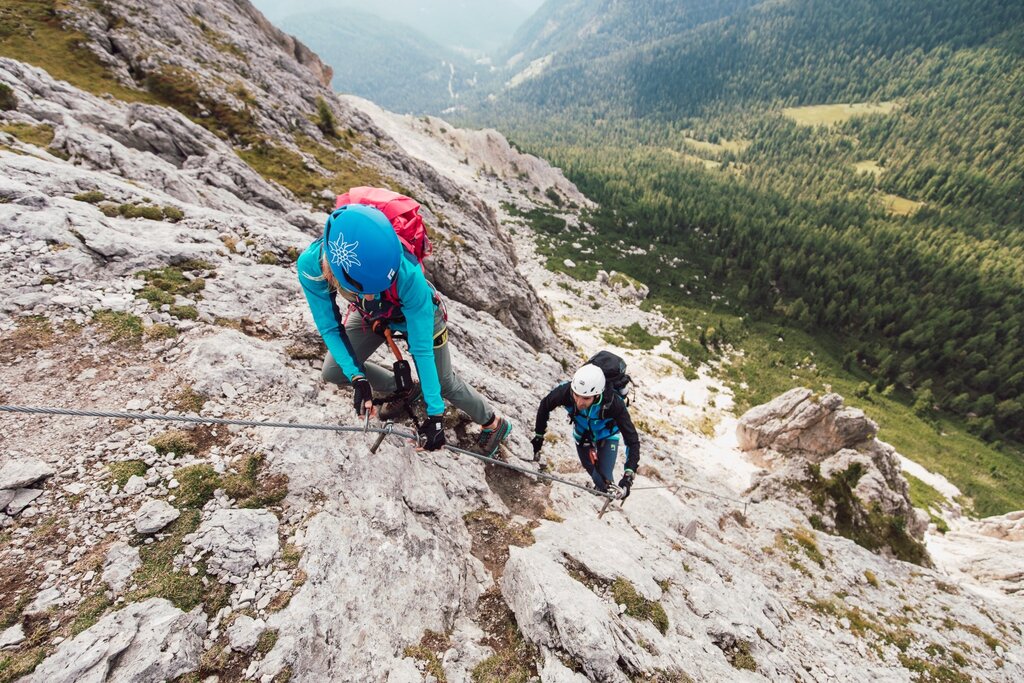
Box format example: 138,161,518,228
134,499,180,534
189,509,279,579
25,587,63,616
102,542,142,594
21,598,205,683
122,474,147,495
227,615,266,654
0,624,25,649
502,546,649,683
0,456,55,489
5,488,43,515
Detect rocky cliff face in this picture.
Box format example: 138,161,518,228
1,2,1022,682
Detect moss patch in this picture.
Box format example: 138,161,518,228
255,629,278,655
804,463,929,566
127,509,230,614
727,641,757,671
403,630,449,683
173,464,220,509
221,453,289,508
149,430,196,456
612,577,669,635
107,459,148,486
93,310,144,344
73,190,106,203
135,264,207,307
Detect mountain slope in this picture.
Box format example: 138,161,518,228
255,0,537,54
277,9,481,114
1,1,1023,681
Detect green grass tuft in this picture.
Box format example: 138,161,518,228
93,310,144,343
173,464,220,509
107,459,148,486
612,577,669,635
149,430,196,456
221,453,288,508
403,631,449,683
602,321,661,350
0,82,16,110
0,122,54,147
127,510,230,614
73,190,106,204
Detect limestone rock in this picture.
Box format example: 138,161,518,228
25,587,63,615
737,388,877,456
742,391,928,549
123,474,147,495
227,615,266,654
134,499,180,534
22,598,205,683
0,456,55,489
4,487,43,515
188,509,279,579
0,624,25,649
102,542,142,594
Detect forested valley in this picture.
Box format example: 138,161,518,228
463,0,1024,454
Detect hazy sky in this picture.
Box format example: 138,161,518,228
252,0,547,24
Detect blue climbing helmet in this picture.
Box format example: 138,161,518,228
322,204,402,295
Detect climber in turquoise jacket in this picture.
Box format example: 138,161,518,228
297,199,511,455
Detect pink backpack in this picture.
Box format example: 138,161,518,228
335,187,432,263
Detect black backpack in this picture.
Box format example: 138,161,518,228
587,350,632,405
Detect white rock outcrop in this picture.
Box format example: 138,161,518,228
102,542,142,594
20,599,205,683
134,499,180,534
187,508,279,579
0,456,55,490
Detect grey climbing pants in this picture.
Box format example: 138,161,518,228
321,309,493,425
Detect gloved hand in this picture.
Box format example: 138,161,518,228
617,469,635,499
352,377,373,416
531,433,545,457
418,415,446,451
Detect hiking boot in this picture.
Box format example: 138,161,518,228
476,416,512,457
377,382,421,422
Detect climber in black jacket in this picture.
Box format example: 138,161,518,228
532,364,641,498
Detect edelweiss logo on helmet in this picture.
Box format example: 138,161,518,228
327,234,360,271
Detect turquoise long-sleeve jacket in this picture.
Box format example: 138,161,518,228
297,240,445,416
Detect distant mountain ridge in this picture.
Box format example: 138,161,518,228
254,0,539,54
277,9,483,114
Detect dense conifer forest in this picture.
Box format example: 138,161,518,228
465,0,1024,445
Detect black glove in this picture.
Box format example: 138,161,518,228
419,415,446,451
617,469,635,499
352,377,373,416
531,433,545,456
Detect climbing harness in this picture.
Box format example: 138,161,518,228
0,405,748,515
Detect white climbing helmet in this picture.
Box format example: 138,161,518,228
571,364,606,397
